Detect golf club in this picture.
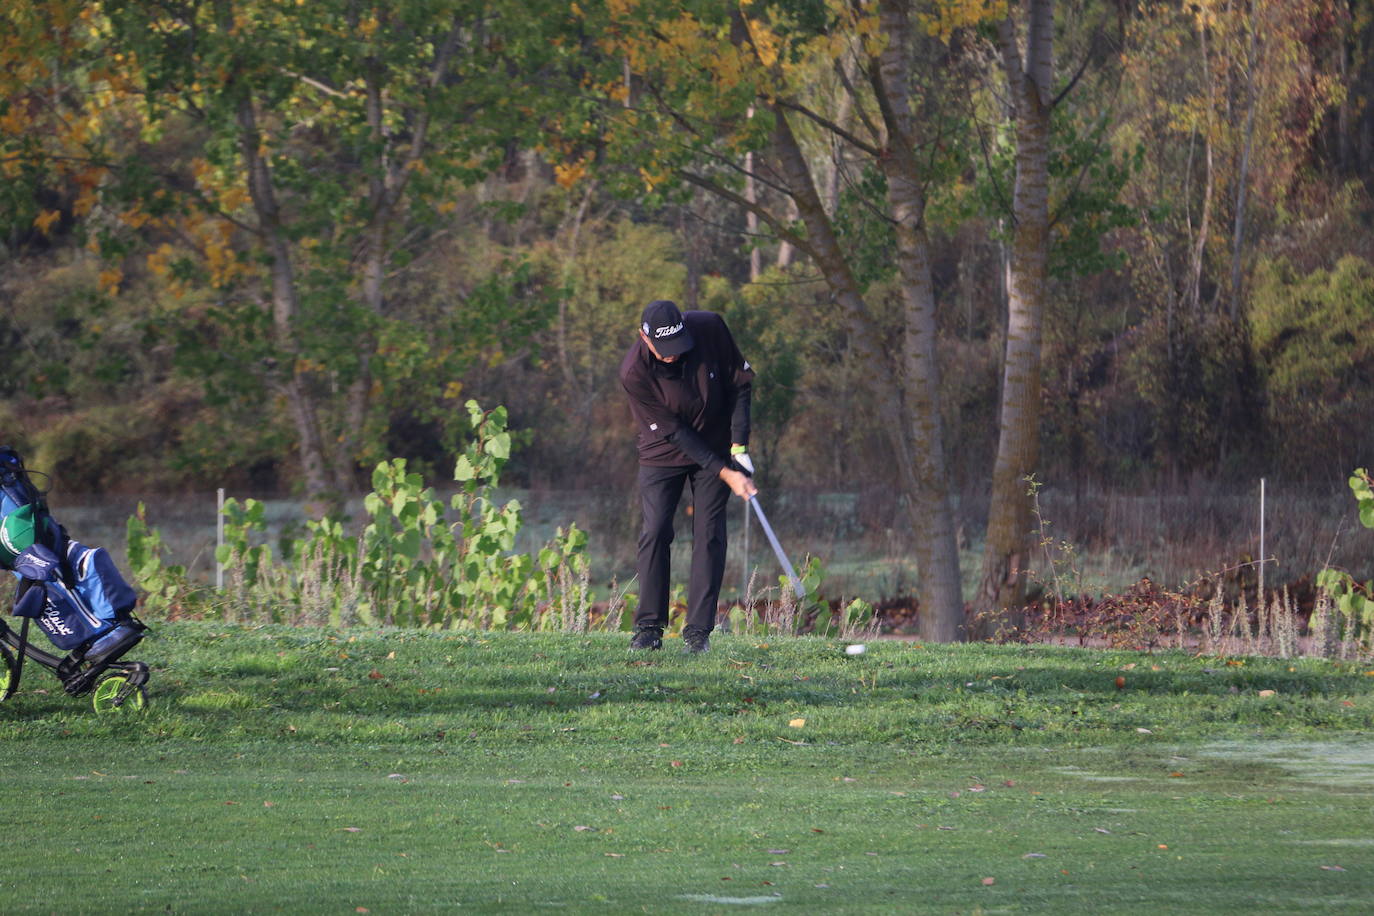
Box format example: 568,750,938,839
746,495,805,598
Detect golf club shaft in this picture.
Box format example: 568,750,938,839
747,496,805,598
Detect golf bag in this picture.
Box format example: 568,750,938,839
0,447,144,676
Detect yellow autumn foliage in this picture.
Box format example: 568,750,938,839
918,0,1006,42
33,209,62,235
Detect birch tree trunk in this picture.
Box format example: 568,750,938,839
973,0,1054,636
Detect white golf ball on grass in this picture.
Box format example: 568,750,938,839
845,643,866,655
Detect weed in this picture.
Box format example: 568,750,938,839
133,403,598,633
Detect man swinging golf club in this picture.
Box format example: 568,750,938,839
619,300,757,653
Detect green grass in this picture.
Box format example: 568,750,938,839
0,625,1371,913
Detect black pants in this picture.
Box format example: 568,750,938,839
635,464,731,632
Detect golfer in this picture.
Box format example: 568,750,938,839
619,300,758,653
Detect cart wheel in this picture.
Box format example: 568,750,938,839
91,674,147,714
0,644,14,702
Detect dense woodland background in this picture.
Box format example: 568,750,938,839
2,1,1372,633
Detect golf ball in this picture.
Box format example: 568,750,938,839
845,643,866,655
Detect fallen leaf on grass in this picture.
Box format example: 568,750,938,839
1320,865,1346,872
605,853,625,858
788,718,806,728
1169,772,1185,778
1023,853,1047,859
1258,689,1276,698
574,826,594,832
341,827,361,833
767,849,790,854
1136,728,1153,734
981,877,996,886
1342,700,1355,707
777,737,806,746
1094,828,1111,834
368,669,383,679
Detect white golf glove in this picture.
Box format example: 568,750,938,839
733,451,755,475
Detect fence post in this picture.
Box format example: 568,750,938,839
216,487,225,590
1258,477,1265,603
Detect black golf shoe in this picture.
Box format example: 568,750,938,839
629,626,663,650
682,626,711,654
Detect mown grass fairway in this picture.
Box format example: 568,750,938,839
0,626,1371,913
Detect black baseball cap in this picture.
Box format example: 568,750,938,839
640,299,694,357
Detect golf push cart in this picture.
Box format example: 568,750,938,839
0,446,149,713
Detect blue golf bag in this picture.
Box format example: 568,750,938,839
0,446,146,698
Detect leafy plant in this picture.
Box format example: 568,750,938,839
125,503,190,616
1315,469,1374,652
136,402,595,631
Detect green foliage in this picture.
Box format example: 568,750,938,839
960,98,1140,279
125,502,189,616
830,165,897,294
1250,255,1374,475
140,402,594,631
1315,469,1374,651
1123,310,1259,473
726,555,867,639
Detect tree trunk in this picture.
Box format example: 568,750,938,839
235,91,338,517
776,197,798,270
770,108,964,642
1229,3,1260,320
871,0,964,641
974,3,1054,638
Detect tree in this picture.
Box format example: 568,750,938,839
559,0,969,639
971,0,1055,634
94,0,562,513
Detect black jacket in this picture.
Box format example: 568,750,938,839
619,311,754,474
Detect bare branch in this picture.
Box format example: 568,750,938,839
676,168,812,255
776,98,883,159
